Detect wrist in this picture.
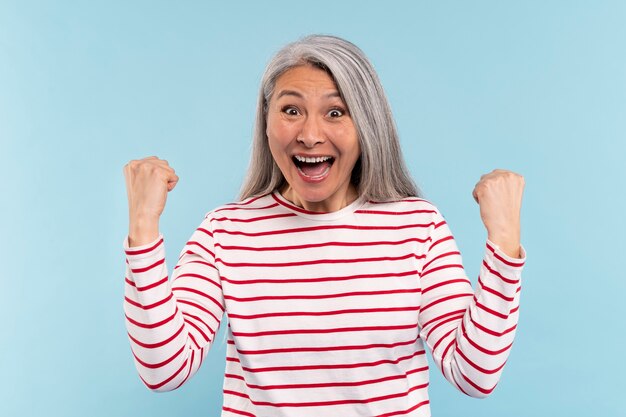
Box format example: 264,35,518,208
129,216,160,247
487,233,521,259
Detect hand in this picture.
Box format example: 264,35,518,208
472,169,525,258
123,156,179,246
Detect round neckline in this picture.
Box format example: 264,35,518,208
271,190,366,221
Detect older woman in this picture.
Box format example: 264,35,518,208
123,35,525,417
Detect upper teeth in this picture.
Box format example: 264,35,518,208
295,155,332,163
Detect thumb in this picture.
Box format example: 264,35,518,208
167,175,179,192
472,188,479,204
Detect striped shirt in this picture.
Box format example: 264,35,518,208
123,191,525,417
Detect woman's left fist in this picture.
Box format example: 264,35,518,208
472,169,525,258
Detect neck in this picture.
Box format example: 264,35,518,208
280,184,359,213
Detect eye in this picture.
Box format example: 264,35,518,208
327,108,345,118
281,106,300,116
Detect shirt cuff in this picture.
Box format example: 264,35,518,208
485,240,526,285
123,234,164,260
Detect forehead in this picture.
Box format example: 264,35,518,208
274,65,340,97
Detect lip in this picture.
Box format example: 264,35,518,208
292,153,336,159
295,163,332,183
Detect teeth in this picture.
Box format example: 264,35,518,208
294,155,332,163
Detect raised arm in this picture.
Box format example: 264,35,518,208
418,169,525,397
122,157,225,391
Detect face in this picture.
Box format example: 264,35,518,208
266,65,361,212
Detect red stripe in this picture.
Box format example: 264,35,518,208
241,369,427,390
125,308,178,329
450,369,470,396
127,323,184,349
373,400,430,417
486,242,525,267
125,237,163,255
461,320,513,355
439,339,456,373
124,293,173,310
224,287,421,303
222,406,256,417
421,250,460,271
422,278,470,294
271,193,331,215
217,252,424,268
177,298,221,323
421,293,472,312
213,212,297,223
475,300,509,320
174,259,215,270
140,358,188,390
227,305,420,320
482,261,520,284
460,370,496,395
173,287,225,311
130,258,165,274
196,227,213,237
221,270,417,285
456,346,506,375
132,345,184,369
133,276,168,292
368,197,428,204
187,332,200,349
186,241,215,258
428,235,454,252
214,201,278,213
233,335,420,355
223,383,428,408
469,310,517,337
421,263,464,279
182,312,212,342
425,313,464,340
223,194,266,207
232,323,418,338
355,208,437,215
233,349,425,373
216,236,431,252
174,273,221,290
478,277,515,301
213,222,437,238
421,308,466,329
432,327,456,353
175,349,195,390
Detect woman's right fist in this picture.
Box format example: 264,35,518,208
123,156,179,223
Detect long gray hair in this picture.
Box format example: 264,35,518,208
239,34,420,202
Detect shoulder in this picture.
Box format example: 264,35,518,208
357,197,442,218
202,193,282,223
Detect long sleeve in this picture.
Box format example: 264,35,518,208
123,214,225,392
418,209,525,398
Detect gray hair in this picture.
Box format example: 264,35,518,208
239,34,420,202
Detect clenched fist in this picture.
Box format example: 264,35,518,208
472,169,525,258
123,156,179,246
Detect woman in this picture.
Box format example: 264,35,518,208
123,35,525,417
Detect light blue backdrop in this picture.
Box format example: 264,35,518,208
1,1,624,416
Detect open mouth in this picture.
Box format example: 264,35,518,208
292,155,335,179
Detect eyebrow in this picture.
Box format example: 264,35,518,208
275,89,341,100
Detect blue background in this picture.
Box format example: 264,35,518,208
1,1,625,416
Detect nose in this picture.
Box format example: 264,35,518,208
297,116,325,148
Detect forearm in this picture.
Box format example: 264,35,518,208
123,236,207,391
439,242,524,397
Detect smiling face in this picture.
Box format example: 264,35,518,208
266,64,361,212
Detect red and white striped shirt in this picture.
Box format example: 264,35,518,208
123,191,525,417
